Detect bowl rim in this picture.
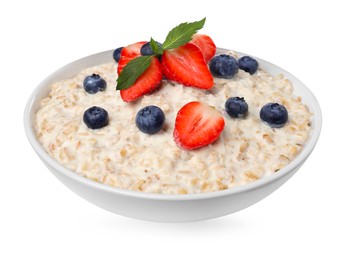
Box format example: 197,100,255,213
24,48,322,201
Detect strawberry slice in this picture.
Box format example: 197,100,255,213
120,57,162,102
190,34,216,63
161,43,214,90
117,41,146,75
173,101,225,150
117,41,162,102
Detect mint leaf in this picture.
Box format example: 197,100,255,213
162,18,206,50
150,38,164,55
116,55,153,90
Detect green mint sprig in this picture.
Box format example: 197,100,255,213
116,18,206,91
161,18,205,51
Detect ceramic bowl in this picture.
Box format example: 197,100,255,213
24,48,322,222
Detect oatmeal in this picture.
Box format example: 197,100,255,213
35,52,312,194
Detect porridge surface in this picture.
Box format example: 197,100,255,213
35,52,312,194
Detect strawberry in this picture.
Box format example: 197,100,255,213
190,34,216,63
173,101,225,150
161,43,214,90
117,42,162,102
120,57,162,102
117,41,146,74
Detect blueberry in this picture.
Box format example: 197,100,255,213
225,97,249,118
83,74,107,94
113,47,123,63
260,103,288,128
136,105,165,134
238,56,259,74
209,54,239,79
83,106,109,129
140,41,162,56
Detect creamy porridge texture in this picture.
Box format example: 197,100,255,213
35,50,312,194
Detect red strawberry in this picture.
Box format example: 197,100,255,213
117,41,162,102
117,41,146,74
120,57,162,102
190,34,216,63
173,101,225,150
161,43,214,90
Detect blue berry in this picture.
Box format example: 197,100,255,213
209,54,238,79
136,106,165,134
83,106,109,129
260,103,288,128
225,97,249,118
140,41,162,56
238,56,259,74
83,74,107,94
113,47,123,62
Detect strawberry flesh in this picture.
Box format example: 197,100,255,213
117,41,162,102
117,41,146,74
190,34,216,63
173,101,225,150
161,43,214,90
120,57,162,102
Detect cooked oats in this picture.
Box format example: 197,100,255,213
35,53,312,194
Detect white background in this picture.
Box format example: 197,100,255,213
1,0,349,259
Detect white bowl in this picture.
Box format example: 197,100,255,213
24,48,322,222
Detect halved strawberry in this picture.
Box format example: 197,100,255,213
120,57,162,102
161,43,214,90
117,41,146,74
173,101,225,150
117,41,162,102
190,34,216,63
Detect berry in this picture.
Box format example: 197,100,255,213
117,41,147,74
83,106,109,129
113,47,124,63
83,74,107,94
209,54,238,79
260,103,288,128
136,106,165,134
225,97,248,118
173,101,225,150
140,41,162,56
161,43,214,89
118,42,162,102
238,56,259,74
190,34,216,62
